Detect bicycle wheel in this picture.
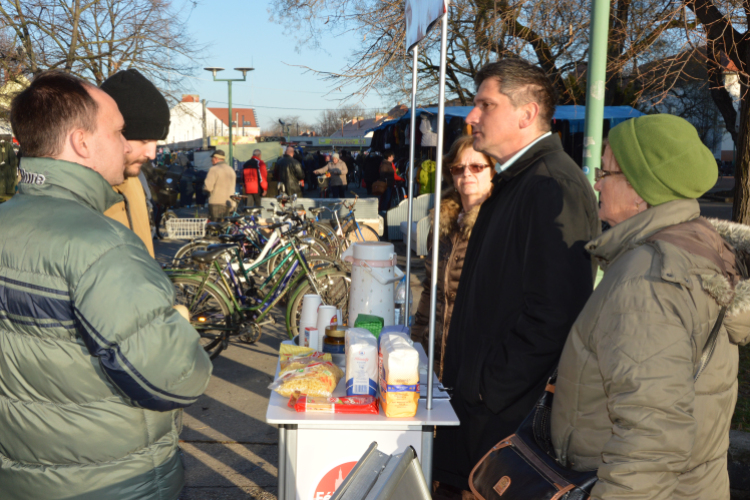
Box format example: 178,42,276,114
287,270,351,339
311,222,341,259
158,210,178,239
345,222,380,244
171,238,221,267
171,277,233,359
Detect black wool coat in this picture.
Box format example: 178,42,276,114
433,134,600,489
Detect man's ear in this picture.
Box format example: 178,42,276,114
518,101,540,130
69,129,91,159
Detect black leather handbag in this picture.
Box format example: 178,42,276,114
468,306,727,500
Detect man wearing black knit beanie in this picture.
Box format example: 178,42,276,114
100,69,171,257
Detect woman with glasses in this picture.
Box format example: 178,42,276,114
551,115,750,499
411,135,495,381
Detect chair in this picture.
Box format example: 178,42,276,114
385,193,434,241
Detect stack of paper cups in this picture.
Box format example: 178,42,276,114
316,305,338,351
299,294,322,345
336,308,343,326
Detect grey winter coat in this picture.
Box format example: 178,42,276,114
551,199,750,500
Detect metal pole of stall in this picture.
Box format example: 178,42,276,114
581,0,611,190
404,45,419,325
427,6,449,412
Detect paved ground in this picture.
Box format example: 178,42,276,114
158,185,733,499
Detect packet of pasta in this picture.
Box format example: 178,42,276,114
288,392,379,414
279,352,332,376
269,360,343,397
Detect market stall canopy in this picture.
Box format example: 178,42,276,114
366,105,644,134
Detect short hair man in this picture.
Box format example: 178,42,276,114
275,145,305,197
2,71,212,499
100,69,171,256
204,149,236,220
243,148,268,206
431,59,600,496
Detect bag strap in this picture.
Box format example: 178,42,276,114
694,306,727,381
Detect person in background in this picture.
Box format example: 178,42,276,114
179,163,196,207
378,149,403,210
314,152,348,198
433,59,599,499
101,68,170,257
275,145,305,197
411,135,494,382
204,149,236,220
243,148,267,206
551,115,750,500
2,70,212,500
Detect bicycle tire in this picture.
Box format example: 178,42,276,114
171,277,233,359
287,270,351,339
158,210,178,239
311,222,341,259
345,223,380,244
171,238,221,267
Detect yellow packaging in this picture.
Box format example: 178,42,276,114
378,335,419,417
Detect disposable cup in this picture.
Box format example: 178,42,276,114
316,306,338,351
299,294,322,332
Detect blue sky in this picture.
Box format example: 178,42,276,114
178,0,386,130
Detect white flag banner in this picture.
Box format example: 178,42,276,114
405,0,447,51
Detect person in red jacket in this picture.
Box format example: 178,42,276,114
243,149,268,206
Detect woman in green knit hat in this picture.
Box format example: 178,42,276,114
549,114,750,499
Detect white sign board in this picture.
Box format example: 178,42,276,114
405,0,447,51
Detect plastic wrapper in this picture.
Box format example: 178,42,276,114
379,334,419,417
269,360,343,397
288,392,379,414
280,351,332,376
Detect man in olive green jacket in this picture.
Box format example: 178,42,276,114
1,72,212,499
551,115,750,499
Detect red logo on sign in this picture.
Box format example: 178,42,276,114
313,461,357,500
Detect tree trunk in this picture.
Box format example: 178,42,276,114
733,84,750,223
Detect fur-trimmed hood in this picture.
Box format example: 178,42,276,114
437,188,482,240
702,218,750,344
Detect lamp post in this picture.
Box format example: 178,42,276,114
204,66,254,169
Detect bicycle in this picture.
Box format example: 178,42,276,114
166,223,350,359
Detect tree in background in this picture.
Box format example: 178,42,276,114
0,0,203,102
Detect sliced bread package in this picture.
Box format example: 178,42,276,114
379,334,419,417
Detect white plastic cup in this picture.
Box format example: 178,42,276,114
316,305,338,351
304,327,318,349
299,294,322,334
336,308,343,326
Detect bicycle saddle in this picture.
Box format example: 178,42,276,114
243,207,264,215
218,234,246,243
190,244,236,264
308,207,326,215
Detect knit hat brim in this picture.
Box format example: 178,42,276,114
608,115,718,206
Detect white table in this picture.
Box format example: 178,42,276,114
266,343,460,500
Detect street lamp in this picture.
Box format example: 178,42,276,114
204,66,254,169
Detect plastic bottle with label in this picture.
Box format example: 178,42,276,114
394,276,413,326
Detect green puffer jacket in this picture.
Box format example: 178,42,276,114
0,157,213,500
551,199,750,500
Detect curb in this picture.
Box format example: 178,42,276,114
731,430,750,498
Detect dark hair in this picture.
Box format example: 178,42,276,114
383,149,394,158
474,59,556,131
10,70,99,158
443,135,496,184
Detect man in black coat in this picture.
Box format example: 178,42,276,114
275,145,305,197
432,59,600,497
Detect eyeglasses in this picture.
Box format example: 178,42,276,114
594,168,625,181
449,163,491,176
